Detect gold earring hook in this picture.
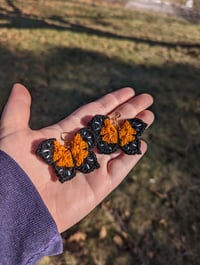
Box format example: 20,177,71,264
110,111,121,128
60,132,72,148
60,132,68,142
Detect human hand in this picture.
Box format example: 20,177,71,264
0,84,154,233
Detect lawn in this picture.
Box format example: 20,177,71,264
0,0,200,264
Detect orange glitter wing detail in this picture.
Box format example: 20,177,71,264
119,120,137,147
53,140,74,168
70,133,89,167
100,118,118,144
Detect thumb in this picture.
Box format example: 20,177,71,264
1,83,31,130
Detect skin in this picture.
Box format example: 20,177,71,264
0,83,154,233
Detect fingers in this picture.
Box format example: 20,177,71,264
0,83,31,130
58,87,135,130
57,88,153,132
79,90,153,120
94,87,135,114
136,109,155,128
115,93,154,120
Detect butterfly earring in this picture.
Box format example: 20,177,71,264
36,128,100,183
88,113,147,155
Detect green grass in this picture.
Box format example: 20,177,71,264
0,0,200,264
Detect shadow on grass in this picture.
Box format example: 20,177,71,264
0,44,199,264
0,1,200,49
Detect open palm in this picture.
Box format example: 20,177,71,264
0,84,154,233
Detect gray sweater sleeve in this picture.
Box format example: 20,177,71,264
0,150,63,265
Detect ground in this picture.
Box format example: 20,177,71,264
0,0,200,264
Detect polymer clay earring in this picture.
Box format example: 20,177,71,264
88,113,147,155
36,128,100,183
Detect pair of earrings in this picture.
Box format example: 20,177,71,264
36,113,147,183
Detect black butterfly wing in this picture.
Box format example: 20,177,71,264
121,139,142,155
53,164,76,183
87,115,107,134
78,127,97,150
96,141,118,154
88,115,118,154
71,128,100,173
128,118,147,136
36,138,76,183
36,138,56,164
77,151,100,174
120,118,147,155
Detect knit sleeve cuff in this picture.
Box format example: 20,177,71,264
0,150,63,265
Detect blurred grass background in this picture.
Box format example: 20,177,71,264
0,0,200,264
